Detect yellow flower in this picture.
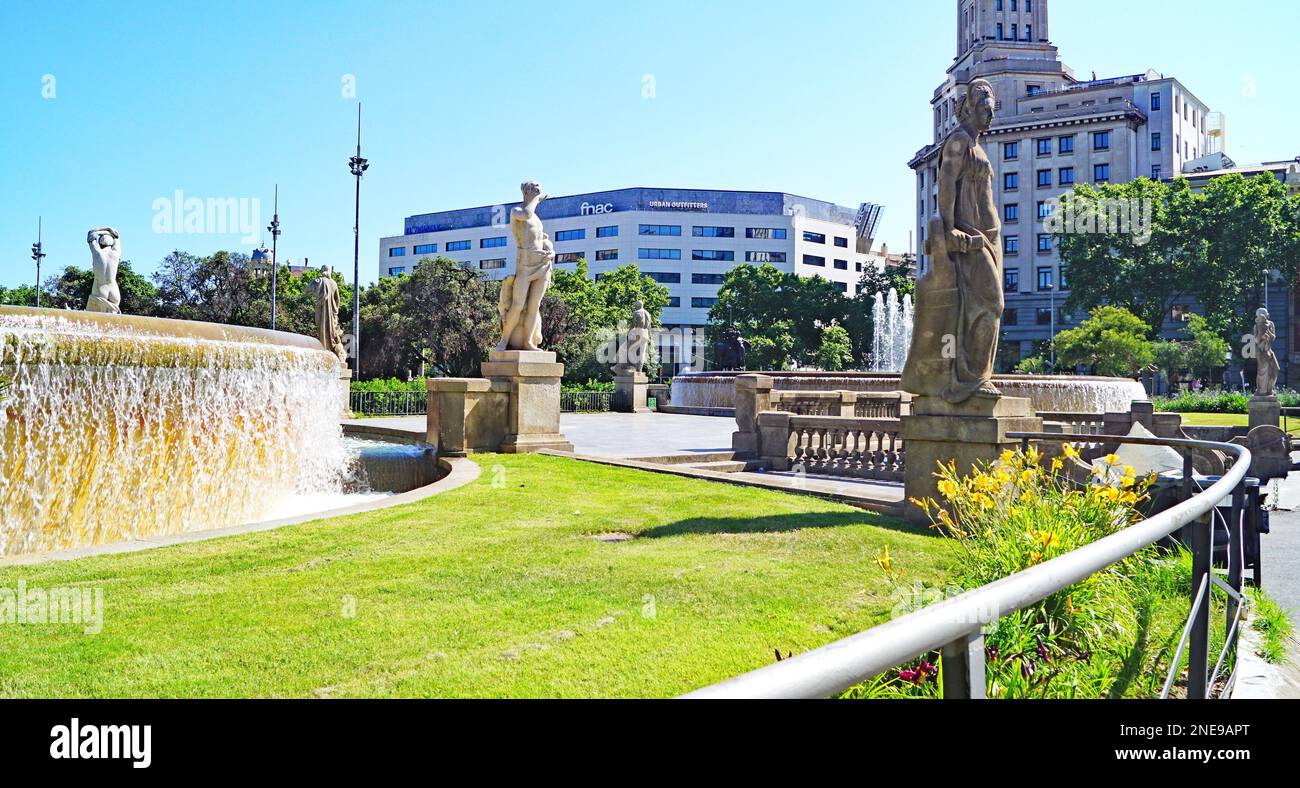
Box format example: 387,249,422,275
1121,474,1136,489
1000,450,1016,465
975,493,994,511
1033,529,1060,549
937,479,958,499
1020,489,1034,503
1063,444,1080,460
1103,454,1121,466
1050,458,1064,472
1020,469,1036,483
877,545,893,574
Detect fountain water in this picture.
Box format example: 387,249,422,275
0,306,364,557
870,288,913,372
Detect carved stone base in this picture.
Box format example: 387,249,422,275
426,350,573,455
1248,395,1280,431
612,371,650,413
902,395,1043,524
339,372,354,418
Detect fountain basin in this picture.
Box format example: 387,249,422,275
0,305,355,557
669,371,1147,415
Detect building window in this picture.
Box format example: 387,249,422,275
595,249,618,261
1037,169,1052,188
746,251,786,263
1005,236,1020,255
1003,308,1018,326
1151,165,1163,180
1151,132,1162,151
596,225,618,238
834,236,849,248
746,228,787,240
1036,308,1053,325
802,231,826,244
638,248,681,260
480,236,507,248
413,243,437,255
996,22,1003,40
1004,269,1020,293
1037,233,1053,252
691,273,726,285
691,250,734,262
1004,204,1020,222
1004,172,1020,191
1059,268,1070,290
1037,267,1053,291
480,258,507,269
833,259,848,270
1004,141,1020,160
1037,200,1054,219
638,224,680,236
555,229,585,242
803,255,826,267
1036,138,1052,157
554,253,582,264
1058,135,1074,154
666,296,681,308
446,240,471,252
387,266,405,277
1150,92,1162,111
388,247,406,257
691,297,719,309
1093,131,1111,151
1094,163,1111,183
692,226,734,238
644,272,681,284
1059,167,1075,186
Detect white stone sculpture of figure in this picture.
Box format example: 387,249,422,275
497,181,555,351
617,300,652,374
1255,307,1280,397
311,265,348,365
85,227,122,314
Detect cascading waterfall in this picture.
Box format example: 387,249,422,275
870,288,913,372
0,308,361,557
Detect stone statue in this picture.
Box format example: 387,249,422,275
85,227,121,314
901,78,1002,404
1254,307,1279,397
497,181,555,351
311,265,347,365
615,300,652,374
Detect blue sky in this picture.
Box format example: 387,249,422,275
1,0,1296,289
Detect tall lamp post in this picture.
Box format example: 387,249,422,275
267,185,281,329
348,103,369,379
31,217,45,308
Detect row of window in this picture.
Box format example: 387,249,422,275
1003,234,1056,256
389,225,796,258
801,231,850,247
1003,132,1102,161
1003,307,1068,327
1004,164,1109,191
1003,267,1067,292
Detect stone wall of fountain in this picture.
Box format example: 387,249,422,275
0,306,360,557
670,371,1147,414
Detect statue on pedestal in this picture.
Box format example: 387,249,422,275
85,228,122,314
901,78,1002,404
614,301,652,374
1254,307,1279,398
497,181,555,351
714,327,750,371
311,265,348,365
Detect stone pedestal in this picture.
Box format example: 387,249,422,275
480,350,574,453
902,396,1043,524
339,372,354,418
732,374,774,457
612,370,651,413
1248,395,1280,431
427,378,508,456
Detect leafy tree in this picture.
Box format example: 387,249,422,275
1150,340,1189,384
1183,314,1230,382
36,262,159,315
1053,306,1154,377
814,323,854,371
0,283,40,306
1014,355,1050,375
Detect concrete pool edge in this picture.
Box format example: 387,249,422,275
0,450,482,567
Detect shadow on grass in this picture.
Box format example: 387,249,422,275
638,511,937,540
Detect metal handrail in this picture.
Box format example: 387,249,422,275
681,432,1250,699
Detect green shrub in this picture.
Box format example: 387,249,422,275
561,379,615,394
1154,389,1300,414
350,377,426,394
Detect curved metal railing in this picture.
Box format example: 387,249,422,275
682,433,1252,699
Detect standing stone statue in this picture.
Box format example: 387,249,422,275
1254,307,1280,397
85,227,122,314
615,300,652,374
311,265,348,365
901,78,1002,403
497,181,555,351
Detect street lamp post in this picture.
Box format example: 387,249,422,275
268,185,281,330
31,217,45,308
348,103,369,380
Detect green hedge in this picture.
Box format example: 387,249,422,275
1153,389,1300,414
351,377,426,394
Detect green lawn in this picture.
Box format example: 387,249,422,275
1176,412,1300,435
0,454,951,698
